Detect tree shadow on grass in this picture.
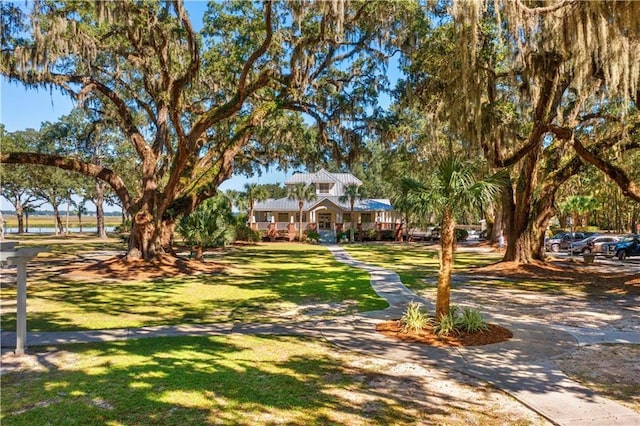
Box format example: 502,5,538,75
0,335,480,425
1,245,387,332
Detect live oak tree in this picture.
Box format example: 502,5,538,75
401,1,640,263
1,0,408,260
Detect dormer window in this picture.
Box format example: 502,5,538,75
318,183,332,194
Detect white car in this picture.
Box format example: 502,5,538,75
570,235,620,255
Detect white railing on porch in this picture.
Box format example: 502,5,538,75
253,221,398,232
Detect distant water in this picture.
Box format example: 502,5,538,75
4,226,117,234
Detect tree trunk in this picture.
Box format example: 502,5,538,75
53,206,63,235
16,204,24,234
193,245,203,261
350,206,355,242
299,202,304,241
96,180,107,238
127,210,159,260
78,213,83,232
436,208,455,321
160,218,177,255
65,202,71,235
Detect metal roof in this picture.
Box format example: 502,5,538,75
254,196,394,212
284,168,363,186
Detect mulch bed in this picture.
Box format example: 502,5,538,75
65,254,225,281
376,320,513,347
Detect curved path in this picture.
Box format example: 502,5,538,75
2,245,639,425
322,245,640,426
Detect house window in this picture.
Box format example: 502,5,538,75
295,212,307,222
277,213,289,222
343,213,352,223
361,213,372,223
318,183,332,194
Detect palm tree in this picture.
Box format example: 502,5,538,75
339,184,365,242
403,153,503,320
287,183,317,241
243,183,269,227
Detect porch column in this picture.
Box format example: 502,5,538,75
287,216,296,241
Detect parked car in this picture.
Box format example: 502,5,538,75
606,234,640,260
545,232,597,252
569,235,620,255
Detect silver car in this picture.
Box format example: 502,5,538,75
570,235,620,255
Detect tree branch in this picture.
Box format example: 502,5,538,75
1,152,134,211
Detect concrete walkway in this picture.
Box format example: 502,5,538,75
323,245,640,426
2,244,639,425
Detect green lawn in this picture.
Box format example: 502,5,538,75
1,242,387,331
341,243,502,291
0,335,417,425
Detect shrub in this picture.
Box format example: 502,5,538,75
458,307,489,333
433,305,463,336
304,230,320,243
235,224,260,242
336,231,349,243
400,301,431,333
433,306,489,335
455,228,469,241
114,219,131,234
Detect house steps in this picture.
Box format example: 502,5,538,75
318,230,335,244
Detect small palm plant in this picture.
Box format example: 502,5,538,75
402,152,505,321
400,301,431,333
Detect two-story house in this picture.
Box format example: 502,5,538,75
251,169,401,241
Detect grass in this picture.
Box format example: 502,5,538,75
0,334,543,425
1,242,387,331
341,243,501,291
340,243,608,296
0,335,417,425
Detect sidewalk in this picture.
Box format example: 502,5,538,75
2,244,639,425
322,245,640,426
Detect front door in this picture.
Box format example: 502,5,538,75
318,213,332,230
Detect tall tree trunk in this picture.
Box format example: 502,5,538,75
503,151,539,263
350,205,355,242
298,202,304,241
436,207,455,321
65,202,71,235
96,180,107,238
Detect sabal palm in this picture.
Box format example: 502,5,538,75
403,153,503,320
287,183,317,240
339,184,365,242
244,183,268,225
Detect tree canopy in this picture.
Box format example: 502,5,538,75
1,0,409,259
